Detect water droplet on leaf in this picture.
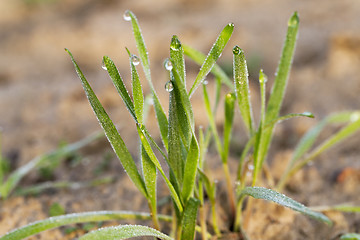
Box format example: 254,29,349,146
202,79,208,85
170,36,181,51
101,59,107,70
123,10,131,21
233,46,242,55
131,55,140,65
165,81,174,92
164,58,173,71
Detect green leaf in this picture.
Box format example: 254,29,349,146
264,112,314,130
189,23,234,97
266,12,299,122
137,126,183,213
126,10,169,150
79,225,173,240
251,12,300,185
126,48,144,124
340,233,360,240
0,211,172,240
103,56,137,122
223,92,236,162
66,49,147,197
182,135,199,203
233,46,254,134
170,35,186,85
181,198,200,240
49,203,65,217
183,45,233,89
239,187,332,225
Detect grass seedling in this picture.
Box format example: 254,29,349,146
2,10,360,240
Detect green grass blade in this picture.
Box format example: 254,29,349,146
265,12,299,122
182,135,199,203
181,198,200,240
264,112,314,129
183,45,233,89
251,12,300,185
239,187,332,225
189,23,234,97
79,225,173,240
66,49,147,197
126,10,169,150
259,69,267,126
103,56,137,122
167,87,185,184
141,146,158,228
170,35,186,86
340,233,360,240
223,92,236,162
0,211,172,240
126,48,144,124
233,46,254,134
137,126,183,212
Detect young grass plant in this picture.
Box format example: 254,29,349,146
2,11,360,240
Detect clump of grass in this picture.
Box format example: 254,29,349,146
1,10,360,240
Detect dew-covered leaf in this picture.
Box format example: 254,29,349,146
189,23,234,97
79,224,173,240
239,187,332,225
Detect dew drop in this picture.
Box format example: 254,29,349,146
131,55,140,66
248,164,254,171
165,81,174,92
170,36,181,51
123,10,131,21
164,58,173,71
101,59,107,70
202,79,209,85
232,46,242,55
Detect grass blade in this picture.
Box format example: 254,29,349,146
0,211,172,240
137,126,183,212
233,46,254,134
223,92,236,162
182,135,199,203
126,48,144,124
103,56,137,122
189,23,234,97
183,45,233,89
239,187,332,225
126,10,169,150
79,225,173,240
340,233,360,240
66,49,147,197
170,35,186,85
265,12,299,121
251,12,299,185
181,198,200,240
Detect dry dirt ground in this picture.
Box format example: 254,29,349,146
0,0,360,239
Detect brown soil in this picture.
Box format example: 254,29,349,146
0,0,359,239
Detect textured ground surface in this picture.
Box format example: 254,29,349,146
0,0,360,239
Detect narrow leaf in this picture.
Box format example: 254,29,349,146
181,198,200,240
182,135,200,203
126,10,169,150
223,92,236,162
79,225,173,240
66,49,147,197
233,46,254,134
170,35,186,85
239,187,332,225
103,56,137,122
340,233,360,240
0,211,172,240
189,23,234,97
183,45,233,89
